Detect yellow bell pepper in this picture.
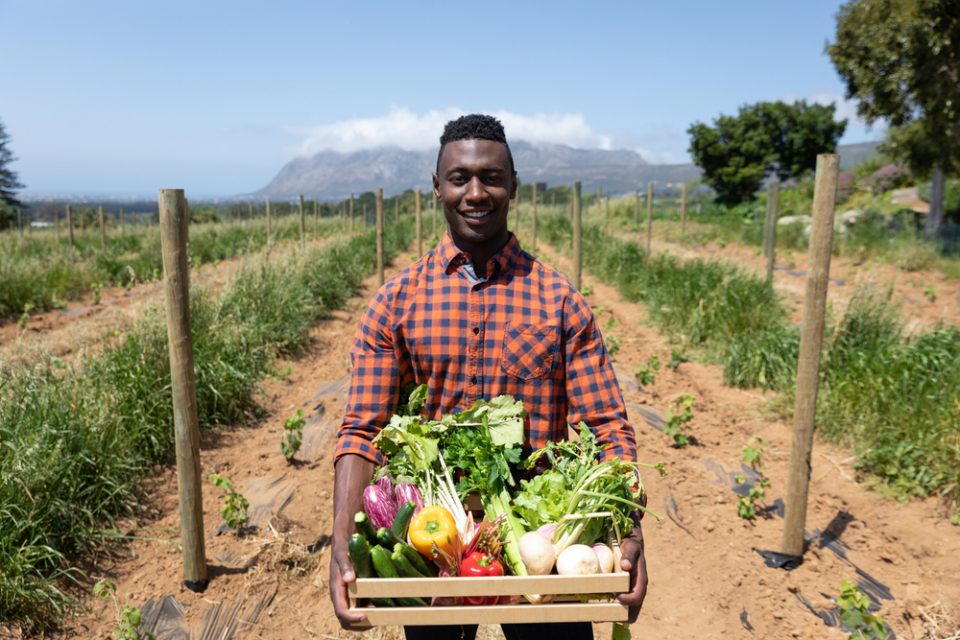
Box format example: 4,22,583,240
408,505,457,560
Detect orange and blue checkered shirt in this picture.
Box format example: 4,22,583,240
334,231,637,466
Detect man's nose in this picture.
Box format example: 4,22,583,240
465,177,486,202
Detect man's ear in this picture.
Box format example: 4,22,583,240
432,173,441,201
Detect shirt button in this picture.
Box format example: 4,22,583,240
473,327,480,335
470,375,478,385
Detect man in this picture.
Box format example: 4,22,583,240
329,114,647,639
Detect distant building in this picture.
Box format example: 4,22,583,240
30,221,54,228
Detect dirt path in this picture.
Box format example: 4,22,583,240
58,240,959,640
635,222,960,331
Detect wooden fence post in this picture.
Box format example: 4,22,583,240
120,207,125,234
572,181,582,291
98,205,107,251
634,189,640,226
65,205,75,254
376,188,385,286
298,195,306,251
432,193,437,237
17,207,23,241
415,188,422,256
246,202,253,226
313,200,319,238
646,182,654,255
531,183,538,252
157,188,208,592
781,154,839,559
604,195,610,230
265,198,272,248
349,193,355,233
764,180,781,284
394,197,399,224
680,183,688,240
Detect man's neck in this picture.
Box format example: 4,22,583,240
452,231,510,279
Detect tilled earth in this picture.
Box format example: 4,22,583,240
12,232,957,640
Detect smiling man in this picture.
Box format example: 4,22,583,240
329,114,647,640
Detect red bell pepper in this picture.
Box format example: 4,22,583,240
461,551,504,606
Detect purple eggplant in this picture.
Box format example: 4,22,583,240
394,483,424,514
375,475,396,506
363,484,397,530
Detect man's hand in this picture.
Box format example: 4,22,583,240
329,455,375,630
329,537,368,630
616,519,648,623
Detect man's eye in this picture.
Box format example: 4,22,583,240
450,176,467,185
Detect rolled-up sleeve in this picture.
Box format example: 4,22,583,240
563,291,637,463
335,284,408,465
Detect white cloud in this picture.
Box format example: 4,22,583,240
289,107,611,157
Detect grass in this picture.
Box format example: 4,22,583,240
0,219,413,633
0,215,344,321
531,209,960,520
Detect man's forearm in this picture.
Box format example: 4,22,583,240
333,455,376,540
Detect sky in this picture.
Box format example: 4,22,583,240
1,0,882,198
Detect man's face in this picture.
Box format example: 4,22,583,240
433,139,516,252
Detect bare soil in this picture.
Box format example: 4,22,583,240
11,233,958,640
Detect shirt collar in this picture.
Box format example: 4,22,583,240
438,231,523,278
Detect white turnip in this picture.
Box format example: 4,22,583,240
556,544,600,575
518,531,555,575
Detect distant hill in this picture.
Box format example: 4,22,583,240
254,140,883,200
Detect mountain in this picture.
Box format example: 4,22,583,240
254,141,699,200
254,140,883,200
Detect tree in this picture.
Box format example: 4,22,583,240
828,0,960,238
687,101,847,206
0,118,25,230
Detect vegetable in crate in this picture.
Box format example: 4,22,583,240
461,551,503,605
363,483,397,531
409,505,458,562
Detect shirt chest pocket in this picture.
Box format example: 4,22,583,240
500,324,560,380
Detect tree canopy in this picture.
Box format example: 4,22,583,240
687,100,847,206
828,0,959,235
0,119,25,230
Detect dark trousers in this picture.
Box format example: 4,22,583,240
404,622,593,640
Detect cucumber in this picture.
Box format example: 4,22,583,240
369,545,427,607
391,546,427,578
354,511,378,543
347,534,373,579
396,542,438,577
390,500,416,540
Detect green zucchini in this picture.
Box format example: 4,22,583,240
390,500,416,540
347,534,373,579
354,511,378,543
376,526,401,548
396,542,438,577
369,545,426,607
391,546,427,578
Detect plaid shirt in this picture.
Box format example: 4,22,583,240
335,231,637,466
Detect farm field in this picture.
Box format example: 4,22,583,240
31,219,958,640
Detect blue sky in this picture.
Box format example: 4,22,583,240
2,0,880,197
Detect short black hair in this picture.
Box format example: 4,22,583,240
436,113,516,175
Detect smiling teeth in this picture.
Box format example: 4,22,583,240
462,211,491,219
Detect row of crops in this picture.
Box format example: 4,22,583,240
0,219,414,632
522,207,959,521
0,214,341,322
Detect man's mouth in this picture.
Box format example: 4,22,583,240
460,209,493,219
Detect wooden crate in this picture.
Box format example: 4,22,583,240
348,573,630,626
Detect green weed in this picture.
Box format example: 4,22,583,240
635,355,660,386
209,473,249,531
281,409,305,462
663,394,696,447
837,580,886,639
736,436,770,521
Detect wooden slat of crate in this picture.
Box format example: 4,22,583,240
354,602,629,626
350,573,629,599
